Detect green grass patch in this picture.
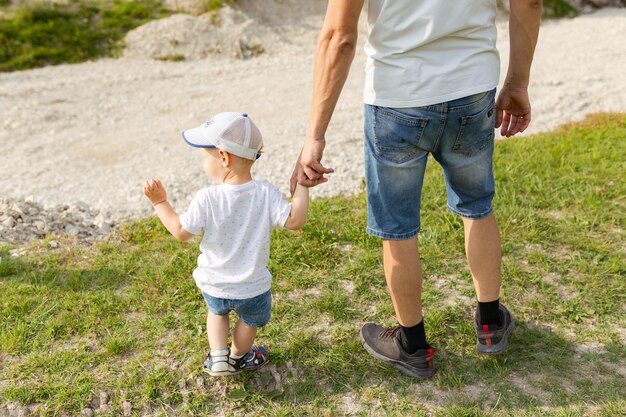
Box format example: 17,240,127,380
206,0,235,12
0,0,170,72
543,0,579,18
0,113,625,416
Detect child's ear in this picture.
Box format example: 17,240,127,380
218,150,231,167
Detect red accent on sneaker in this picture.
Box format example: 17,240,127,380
427,348,435,357
256,351,262,359
482,325,493,346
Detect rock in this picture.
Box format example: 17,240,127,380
0,197,118,244
122,401,132,416
94,213,106,226
71,201,90,212
64,224,80,235
99,222,111,234
9,205,24,219
82,408,94,417
5,402,28,417
99,391,109,406
124,8,268,61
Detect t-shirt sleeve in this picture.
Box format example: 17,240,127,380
268,184,292,229
179,190,209,235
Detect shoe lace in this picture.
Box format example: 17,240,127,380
380,327,400,339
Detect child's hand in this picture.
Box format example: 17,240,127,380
143,179,167,207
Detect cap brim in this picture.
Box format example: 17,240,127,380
182,126,216,148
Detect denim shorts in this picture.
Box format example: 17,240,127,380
364,89,497,240
201,290,272,328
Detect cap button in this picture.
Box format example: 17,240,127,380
242,113,248,117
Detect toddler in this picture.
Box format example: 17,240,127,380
143,112,309,376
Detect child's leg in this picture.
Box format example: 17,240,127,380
231,320,257,356
207,311,229,350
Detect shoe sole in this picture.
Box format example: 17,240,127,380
359,329,436,379
476,317,515,355
240,359,269,373
203,358,269,376
204,368,241,377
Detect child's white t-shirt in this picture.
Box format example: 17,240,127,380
179,180,292,300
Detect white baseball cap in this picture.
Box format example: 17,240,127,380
182,112,263,160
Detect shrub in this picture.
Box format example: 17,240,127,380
543,0,579,18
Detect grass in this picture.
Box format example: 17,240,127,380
0,0,170,72
1,113,625,416
0,0,239,72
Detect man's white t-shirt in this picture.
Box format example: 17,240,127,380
364,0,500,108
180,180,292,300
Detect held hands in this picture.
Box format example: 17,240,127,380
143,179,167,207
289,137,334,195
495,85,532,137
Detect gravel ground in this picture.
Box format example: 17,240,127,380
1,6,625,243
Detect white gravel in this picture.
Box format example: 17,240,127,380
1,6,625,225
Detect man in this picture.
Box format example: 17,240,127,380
291,0,542,378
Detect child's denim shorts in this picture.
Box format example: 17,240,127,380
364,89,497,240
201,289,272,328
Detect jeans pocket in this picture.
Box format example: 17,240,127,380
372,106,429,164
452,100,496,156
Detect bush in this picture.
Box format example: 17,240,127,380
543,0,579,18
0,0,170,72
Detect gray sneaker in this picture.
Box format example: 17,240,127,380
475,304,515,355
359,323,436,379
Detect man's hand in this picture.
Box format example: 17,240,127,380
495,85,531,137
289,138,334,195
143,179,167,206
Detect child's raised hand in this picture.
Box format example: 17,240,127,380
143,179,167,207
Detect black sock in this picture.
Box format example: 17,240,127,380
478,299,502,326
399,320,428,354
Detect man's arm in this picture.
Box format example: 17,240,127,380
290,0,365,195
496,0,542,137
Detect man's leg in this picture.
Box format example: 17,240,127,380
463,213,515,354
382,237,423,326
359,236,435,379
360,103,437,378
463,214,501,304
